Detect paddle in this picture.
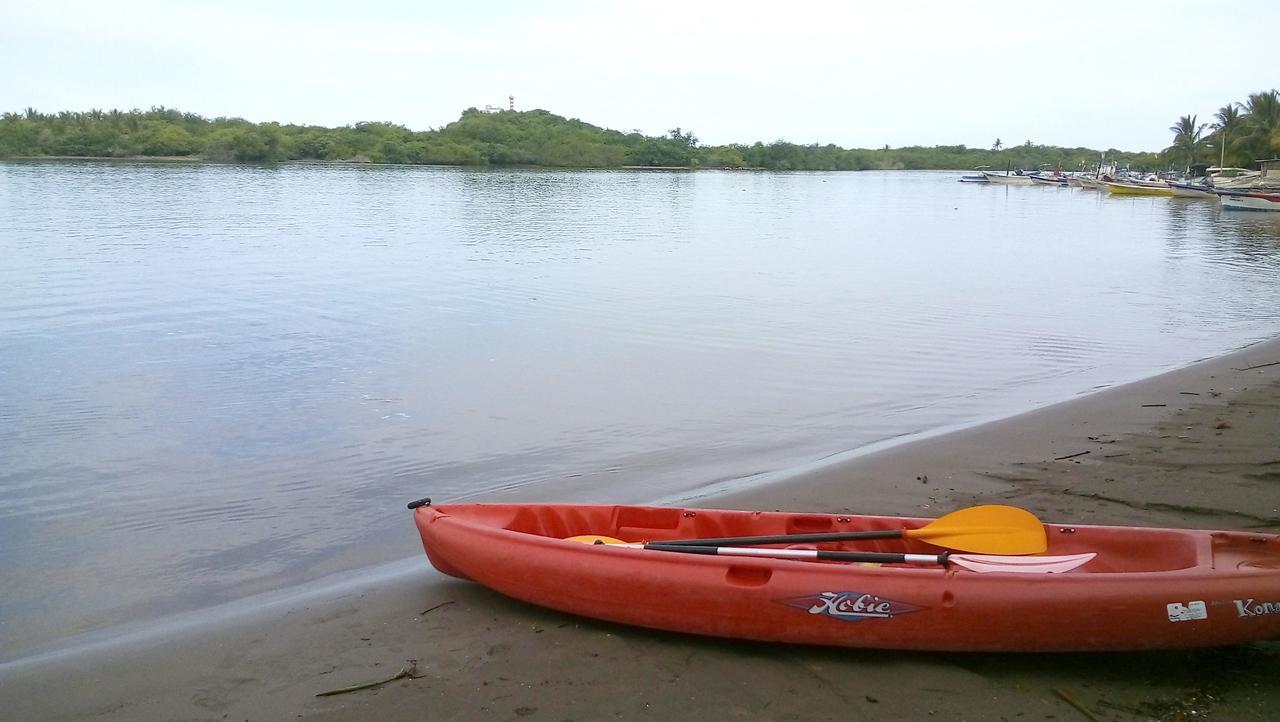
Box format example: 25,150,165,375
653,505,1047,555
567,537,1092,574
633,543,1094,574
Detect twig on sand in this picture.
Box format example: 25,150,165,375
419,600,455,616
1054,688,1101,722
1054,451,1090,461
1141,403,1167,408
316,660,422,697
1096,699,1146,715
1232,360,1280,372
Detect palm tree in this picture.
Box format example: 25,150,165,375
992,138,1003,151
1168,114,1208,168
1235,89,1280,161
1210,103,1241,167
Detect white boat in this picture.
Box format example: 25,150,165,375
1077,176,1107,190
981,170,1035,185
1207,167,1264,189
1220,191,1280,212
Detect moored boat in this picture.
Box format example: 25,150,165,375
1208,166,1264,189
410,500,1280,652
1168,181,1218,199
1029,174,1068,187
1220,190,1280,212
1077,176,1107,190
981,170,1035,185
958,165,991,183
1105,180,1174,197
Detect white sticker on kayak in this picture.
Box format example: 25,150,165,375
1167,601,1207,622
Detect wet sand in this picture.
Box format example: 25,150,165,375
2,339,1279,721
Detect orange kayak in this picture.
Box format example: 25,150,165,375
410,501,1280,652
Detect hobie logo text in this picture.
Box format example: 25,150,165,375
781,591,924,622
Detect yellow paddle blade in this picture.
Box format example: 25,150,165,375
904,505,1046,554
565,535,627,545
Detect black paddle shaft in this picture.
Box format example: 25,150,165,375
661,529,906,547
645,543,949,566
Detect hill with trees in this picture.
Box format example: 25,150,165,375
2,91,1276,172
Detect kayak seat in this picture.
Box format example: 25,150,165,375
1048,526,1203,572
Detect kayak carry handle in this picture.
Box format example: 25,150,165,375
407,497,432,510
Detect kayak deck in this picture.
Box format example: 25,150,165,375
429,502,1216,572
413,502,1280,651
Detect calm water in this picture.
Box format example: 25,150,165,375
3,162,1280,660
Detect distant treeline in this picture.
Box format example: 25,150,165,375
0,102,1242,173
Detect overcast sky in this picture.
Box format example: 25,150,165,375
3,1,1276,152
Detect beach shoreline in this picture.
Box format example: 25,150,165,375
3,338,1279,720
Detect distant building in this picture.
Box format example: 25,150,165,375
482,97,516,113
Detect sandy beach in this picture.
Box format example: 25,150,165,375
3,338,1279,721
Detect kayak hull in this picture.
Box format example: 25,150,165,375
412,503,1280,652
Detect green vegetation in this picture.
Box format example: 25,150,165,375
1167,114,1208,168
1172,89,1280,168
3,91,1276,172
0,105,1159,170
